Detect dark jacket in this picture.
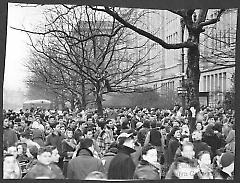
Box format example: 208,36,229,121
134,160,160,180
23,162,64,179
167,137,180,165
67,148,104,179
45,133,65,156
108,145,136,180
202,132,222,157
61,138,77,161
102,151,117,175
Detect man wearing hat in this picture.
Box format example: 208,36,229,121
108,132,136,179
216,152,234,179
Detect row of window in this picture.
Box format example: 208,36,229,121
202,72,227,93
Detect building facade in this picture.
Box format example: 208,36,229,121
132,9,237,107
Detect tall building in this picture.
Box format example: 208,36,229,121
131,9,237,107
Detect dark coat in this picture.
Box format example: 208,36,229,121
108,145,136,180
137,127,150,146
134,160,160,180
202,132,223,157
67,148,104,180
102,152,117,175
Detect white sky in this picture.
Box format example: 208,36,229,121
4,3,46,91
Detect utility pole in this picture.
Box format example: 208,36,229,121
180,18,186,113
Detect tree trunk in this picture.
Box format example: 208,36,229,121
186,33,201,133
96,92,103,116
81,79,86,110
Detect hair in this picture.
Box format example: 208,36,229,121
79,138,93,149
150,120,157,128
180,135,189,142
66,127,74,132
38,146,52,155
197,150,211,160
142,120,150,128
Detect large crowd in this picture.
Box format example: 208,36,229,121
3,105,235,180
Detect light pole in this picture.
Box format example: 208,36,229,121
180,18,186,113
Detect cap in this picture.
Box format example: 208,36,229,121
220,152,235,168
117,132,133,140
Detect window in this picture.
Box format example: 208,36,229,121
203,76,207,91
223,72,227,92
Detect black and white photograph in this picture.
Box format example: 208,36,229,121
3,2,237,180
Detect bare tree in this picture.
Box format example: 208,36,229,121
15,5,159,115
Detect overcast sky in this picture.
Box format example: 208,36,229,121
4,3,46,91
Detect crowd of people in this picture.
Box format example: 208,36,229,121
3,105,235,180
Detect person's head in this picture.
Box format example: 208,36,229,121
173,128,181,139
117,133,135,150
16,143,27,155
52,124,61,134
180,142,195,160
65,127,73,139
197,151,211,167
79,138,94,153
13,123,19,131
49,116,55,124
181,124,190,136
180,135,189,145
60,125,66,135
142,120,150,128
141,144,157,165
172,157,199,179
196,122,203,131
37,147,52,165
85,128,93,139
220,152,235,173
7,146,18,158
87,118,93,125
191,130,202,141
3,118,9,128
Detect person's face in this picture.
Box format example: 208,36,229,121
196,123,202,131
54,125,61,133
51,149,60,163
192,131,202,141
174,162,198,179
60,127,65,134
181,145,195,159
38,152,52,165
161,128,167,135
86,131,93,139
99,118,104,123
174,130,181,139
17,145,23,155
13,124,18,131
143,148,158,165
8,147,18,158
181,137,190,144
108,121,114,129
66,130,73,138
87,119,93,125
49,117,55,123
199,153,211,166
3,119,9,127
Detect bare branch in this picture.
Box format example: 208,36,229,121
199,9,226,27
